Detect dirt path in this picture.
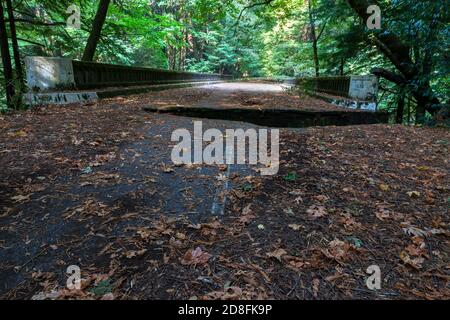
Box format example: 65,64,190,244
0,82,288,298
0,83,448,300
126,81,359,112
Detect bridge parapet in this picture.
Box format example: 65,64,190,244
25,56,231,92
71,60,231,89
296,75,379,102
23,56,231,106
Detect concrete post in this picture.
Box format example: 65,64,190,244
25,56,75,92
349,75,379,101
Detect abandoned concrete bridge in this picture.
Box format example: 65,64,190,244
23,56,388,128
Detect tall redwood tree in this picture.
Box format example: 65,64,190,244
82,0,111,61
0,0,15,109
5,0,22,86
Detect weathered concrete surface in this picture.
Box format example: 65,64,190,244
145,105,388,127
25,57,75,91
143,82,389,127
23,81,225,107
349,75,379,101
308,91,379,112
23,92,99,106
24,56,230,94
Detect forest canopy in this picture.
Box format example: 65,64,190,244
0,0,449,122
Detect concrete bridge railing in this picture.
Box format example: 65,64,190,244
71,60,232,89
296,75,379,102
25,56,232,92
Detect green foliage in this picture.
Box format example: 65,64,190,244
283,172,298,182
88,279,112,297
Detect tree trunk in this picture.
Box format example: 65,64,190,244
308,0,319,77
167,45,176,70
82,0,111,61
339,58,344,76
312,39,319,77
407,97,411,125
5,0,23,100
396,89,405,124
415,98,426,125
0,0,15,109
348,0,442,122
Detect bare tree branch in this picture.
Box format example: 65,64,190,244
371,68,406,85
234,0,275,27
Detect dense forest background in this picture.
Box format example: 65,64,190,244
0,0,448,123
